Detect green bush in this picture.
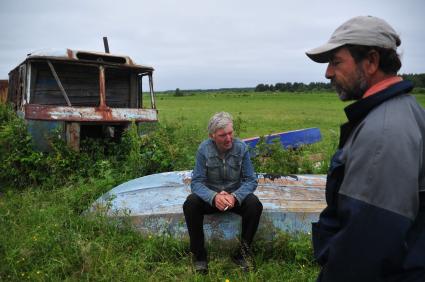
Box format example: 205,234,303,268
0,102,332,192
0,103,325,281
0,105,199,191
0,105,46,189
137,122,198,174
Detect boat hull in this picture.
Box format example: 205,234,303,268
243,127,322,149
90,171,326,240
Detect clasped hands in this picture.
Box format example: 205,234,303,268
214,191,236,211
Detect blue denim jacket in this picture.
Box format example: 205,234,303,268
191,138,258,206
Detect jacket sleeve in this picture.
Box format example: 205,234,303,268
231,148,258,204
190,149,217,206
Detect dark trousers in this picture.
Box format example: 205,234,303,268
183,193,263,261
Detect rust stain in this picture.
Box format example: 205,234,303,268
179,174,326,191
95,106,113,121
66,122,80,151
183,176,192,186
95,65,115,121
66,49,73,59
0,80,8,104
98,65,106,108
258,175,325,187
24,104,158,122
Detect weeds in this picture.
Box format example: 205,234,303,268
0,105,199,191
0,96,333,281
0,105,46,188
251,136,335,175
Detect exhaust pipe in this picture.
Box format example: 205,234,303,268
103,37,110,53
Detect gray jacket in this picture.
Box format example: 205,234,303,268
313,80,425,281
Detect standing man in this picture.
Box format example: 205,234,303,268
306,16,425,281
183,112,263,274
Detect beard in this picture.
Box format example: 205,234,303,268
332,66,369,101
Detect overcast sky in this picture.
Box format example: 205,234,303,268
1,0,424,91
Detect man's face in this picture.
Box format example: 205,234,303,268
210,123,234,153
325,47,369,101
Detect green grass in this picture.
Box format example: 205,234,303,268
1,91,424,281
0,181,319,281
157,92,346,141
157,91,425,145
415,93,425,106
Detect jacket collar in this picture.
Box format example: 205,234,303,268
344,80,413,124
338,80,413,148
208,138,240,158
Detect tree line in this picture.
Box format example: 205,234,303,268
165,73,425,95
401,73,425,89
255,82,331,92
255,73,425,93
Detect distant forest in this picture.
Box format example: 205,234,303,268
163,73,425,95
254,73,425,92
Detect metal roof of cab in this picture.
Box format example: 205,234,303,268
23,48,154,71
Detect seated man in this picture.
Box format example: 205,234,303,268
183,111,263,274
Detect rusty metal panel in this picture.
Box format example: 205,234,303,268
24,104,158,122
7,69,20,109
90,171,326,240
26,49,154,71
98,65,106,108
27,119,65,151
0,80,8,104
66,122,80,151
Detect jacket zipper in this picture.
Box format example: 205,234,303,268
223,158,226,180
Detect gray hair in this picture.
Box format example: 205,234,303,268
207,112,233,135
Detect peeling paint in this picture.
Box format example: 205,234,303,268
8,47,158,151
90,171,326,240
0,80,8,104
24,104,158,122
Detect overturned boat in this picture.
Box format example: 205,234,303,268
90,171,326,240
243,127,322,149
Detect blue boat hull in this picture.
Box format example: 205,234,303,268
90,171,326,240
243,127,322,149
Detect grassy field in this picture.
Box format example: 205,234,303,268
157,92,346,141
1,91,424,281
157,91,425,144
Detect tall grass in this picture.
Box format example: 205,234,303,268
0,178,318,281
2,91,423,281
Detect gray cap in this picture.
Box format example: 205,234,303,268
306,16,401,63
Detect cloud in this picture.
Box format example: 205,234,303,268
1,0,424,90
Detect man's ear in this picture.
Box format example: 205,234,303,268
364,50,380,75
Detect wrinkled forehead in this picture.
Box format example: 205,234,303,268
213,123,233,135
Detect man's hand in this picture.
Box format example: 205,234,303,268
214,191,236,211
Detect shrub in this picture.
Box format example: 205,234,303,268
252,139,310,175
174,88,183,97
0,105,46,189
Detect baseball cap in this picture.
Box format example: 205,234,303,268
306,16,401,63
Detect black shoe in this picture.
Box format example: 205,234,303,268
193,260,208,275
231,243,256,272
